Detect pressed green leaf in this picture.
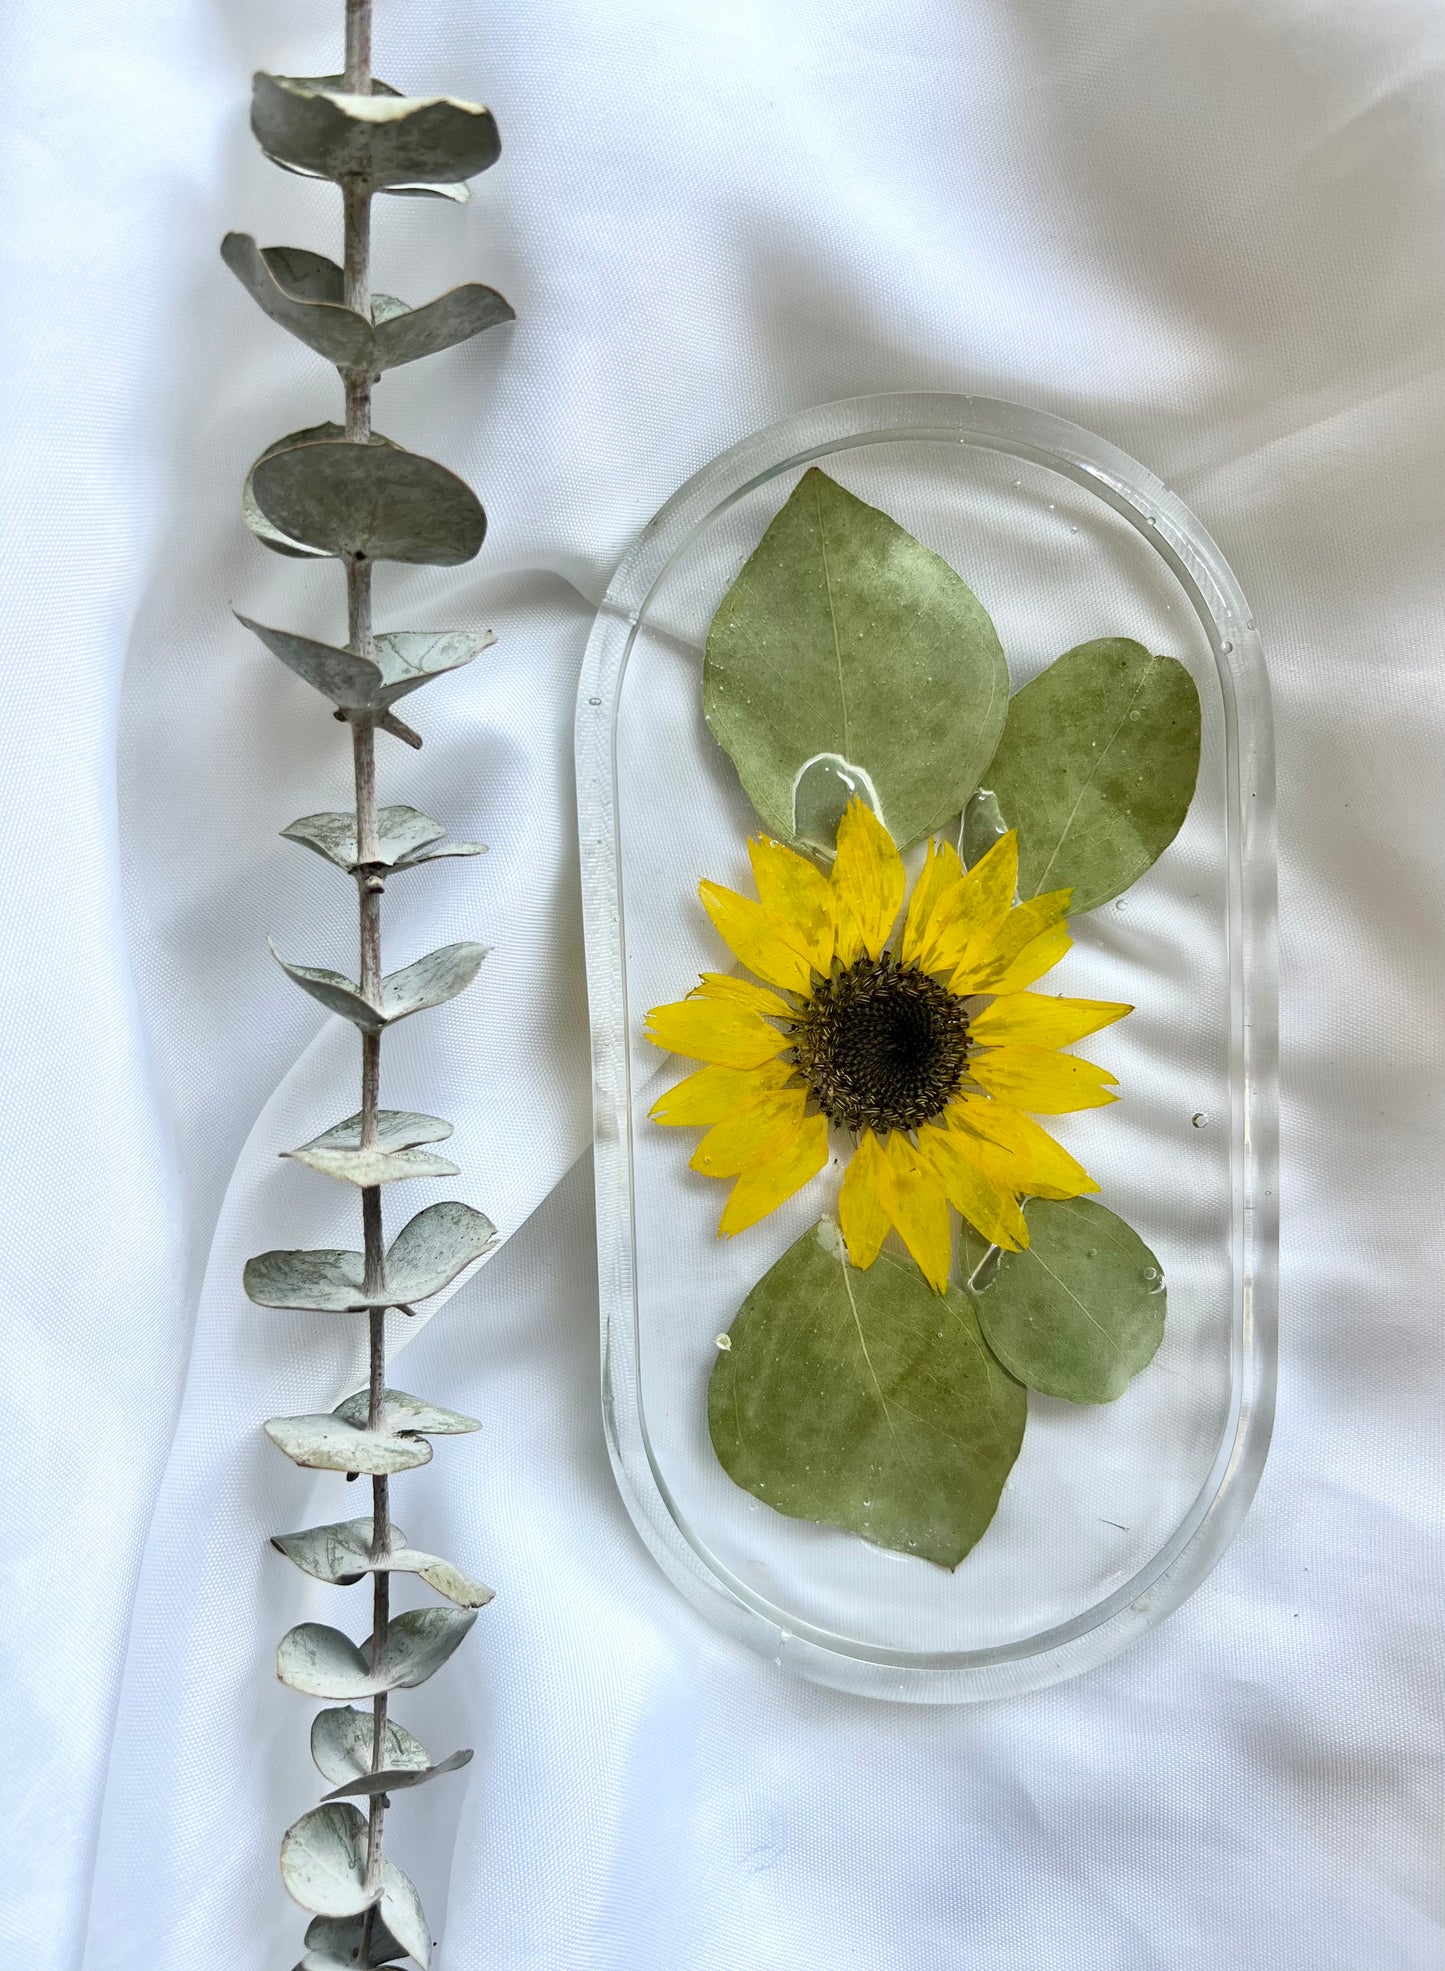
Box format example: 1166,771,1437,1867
240,617,493,711
276,1607,477,1698
311,1706,430,1786
245,1200,496,1312
249,438,486,565
252,72,500,189
243,423,397,558
281,807,484,874
708,1219,1026,1567
703,467,1010,849
985,638,1202,911
272,1515,494,1607
304,1910,406,1970
222,232,511,371
970,1196,1166,1403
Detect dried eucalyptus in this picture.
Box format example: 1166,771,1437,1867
228,4,510,1960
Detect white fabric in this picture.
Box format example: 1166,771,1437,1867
2,0,1442,1963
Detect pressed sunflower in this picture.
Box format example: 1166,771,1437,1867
645,797,1132,1294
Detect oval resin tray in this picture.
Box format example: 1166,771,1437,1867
576,393,1276,1702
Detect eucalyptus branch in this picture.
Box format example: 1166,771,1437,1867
231,10,512,1963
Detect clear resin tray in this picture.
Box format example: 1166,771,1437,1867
576,393,1276,1702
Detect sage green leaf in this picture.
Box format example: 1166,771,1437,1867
304,1910,406,1970
703,467,1010,849
245,1200,496,1312
985,638,1202,911
708,1219,1026,1567
376,1866,430,1971
272,1515,495,1607
264,1383,478,1476
252,72,500,189
302,1109,454,1153
323,1749,474,1802
281,1140,460,1187
277,1607,477,1699
243,423,397,558
268,938,487,1033
372,282,514,369
240,618,494,712
249,439,486,566
280,1803,370,1918
282,807,484,874
220,233,373,368
969,1196,1166,1403
311,1706,429,1786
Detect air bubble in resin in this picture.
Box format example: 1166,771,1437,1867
792,753,881,851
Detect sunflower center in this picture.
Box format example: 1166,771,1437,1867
790,954,970,1135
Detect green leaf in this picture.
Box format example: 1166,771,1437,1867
239,615,494,712
311,1706,429,1786
984,638,1202,912
304,1910,406,1970
272,1515,495,1607
251,72,500,189
277,1608,477,1699
708,1219,1026,1567
244,1200,497,1312
282,806,485,874
222,233,513,371
242,423,398,558
969,1196,1166,1403
264,1386,479,1475
703,467,1010,850
249,438,486,566
280,1803,370,1917
268,937,487,1033
281,1139,460,1188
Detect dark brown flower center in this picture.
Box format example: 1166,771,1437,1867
790,954,970,1135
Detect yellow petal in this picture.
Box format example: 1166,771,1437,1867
748,836,836,973
645,998,789,1068
835,894,864,967
650,1060,795,1127
969,1047,1118,1113
838,1129,890,1269
949,889,1072,993
915,1124,1029,1252
718,1113,830,1235
944,1095,1098,1199
690,1088,809,1176
901,838,963,965
699,880,814,993
969,992,1131,1050
918,831,1019,973
881,1133,952,1293
831,797,905,959
694,972,796,1019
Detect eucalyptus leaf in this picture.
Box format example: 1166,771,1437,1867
703,467,1010,849
252,72,500,189
304,1910,406,1970
311,1705,429,1786
970,1196,1166,1403
264,1411,435,1476
709,1219,1026,1567
322,1749,474,1802
279,1802,370,1917
268,938,486,1033
222,232,511,371
245,1200,496,1312
332,1387,481,1435
243,422,397,557
281,807,484,874
239,619,494,713
249,439,486,566
282,1141,460,1187
377,1863,430,1970
984,638,1202,911
273,1515,495,1607
277,1607,477,1698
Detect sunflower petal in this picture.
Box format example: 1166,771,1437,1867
969,992,1131,1050
699,880,815,992
881,1133,952,1293
944,1095,1099,1199
748,837,835,972
919,831,1019,973
718,1113,830,1235
915,1124,1029,1252
969,1047,1119,1113
949,889,1072,993
650,1060,796,1127
832,798,905,960
901,838,963,965
645,998,789,1068
838,1129,890,1269
694,971,796,1019
690,1088,809,1177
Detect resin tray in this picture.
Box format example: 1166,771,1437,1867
576,393,1276,1702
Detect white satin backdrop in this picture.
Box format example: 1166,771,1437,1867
2,0,1442,1965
